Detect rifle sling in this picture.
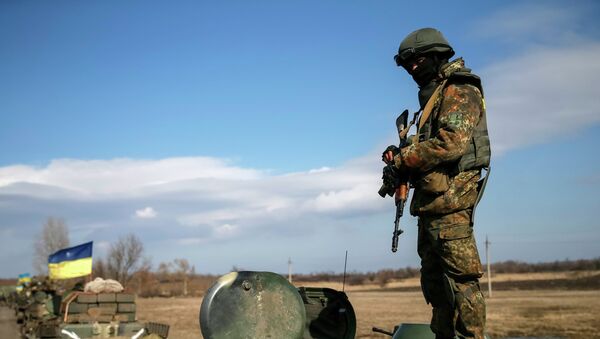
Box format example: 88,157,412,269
416,79,448,142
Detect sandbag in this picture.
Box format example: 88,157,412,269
84,277,124,293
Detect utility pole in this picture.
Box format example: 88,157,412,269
485,235,492,298
342,250,348,293
288,257,293,283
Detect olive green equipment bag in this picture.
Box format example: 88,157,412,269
297,287,356,339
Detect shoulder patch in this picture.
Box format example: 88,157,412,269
446,112,463,125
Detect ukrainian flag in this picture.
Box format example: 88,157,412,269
17,273,31,284
48,241,93,280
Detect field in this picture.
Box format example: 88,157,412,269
137,271,600,339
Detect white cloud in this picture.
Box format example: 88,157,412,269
303,183,379,213
176,237,207,246
483,44,600,154
0,154,386,244
472,3,600,154
0,157,263,195
308,167,331,174
95,241,111,251
213,223,238,239
135,207,157,219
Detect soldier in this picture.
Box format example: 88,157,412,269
382,28,491,339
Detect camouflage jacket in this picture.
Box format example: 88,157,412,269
394,59,488,216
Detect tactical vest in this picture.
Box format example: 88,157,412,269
419,62,491,175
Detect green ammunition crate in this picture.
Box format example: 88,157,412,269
76,294,97,303
97,293,116,302
67,302,88,314
98,303,117,315
117,303,136,313
116,293,136,302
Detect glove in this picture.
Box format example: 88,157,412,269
378,164,400,197
382,145,401,167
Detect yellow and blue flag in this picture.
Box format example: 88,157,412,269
17,273,31,284
48,241,93,280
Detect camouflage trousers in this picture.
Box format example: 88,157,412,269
417,209,486,339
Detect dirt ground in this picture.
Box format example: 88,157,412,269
0,306,21,338
137,289,600,339
349,290,600,339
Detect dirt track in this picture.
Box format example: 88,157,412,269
0,306,21,338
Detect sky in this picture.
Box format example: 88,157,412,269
1,0,599,278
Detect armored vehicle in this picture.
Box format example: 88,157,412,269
200,271,489,339
20,287,169,339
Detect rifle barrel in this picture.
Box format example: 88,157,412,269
391,198,405,252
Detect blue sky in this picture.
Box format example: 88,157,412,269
1,1,599,278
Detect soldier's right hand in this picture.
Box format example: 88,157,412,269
379,165,398,197
382,145,400,164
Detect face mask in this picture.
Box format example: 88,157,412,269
408,56,439,87
418,81,438,109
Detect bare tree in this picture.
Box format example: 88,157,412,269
106,234,146,285
128,257,153,296
93,258,107,279
174,258,191,296
33,217,70,275
156,262,172,282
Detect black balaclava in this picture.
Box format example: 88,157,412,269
418,81,438,109
410,56,439,87
411,55,447,109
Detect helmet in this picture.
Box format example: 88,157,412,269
394,28,455,66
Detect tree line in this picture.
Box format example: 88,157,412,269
290,258,600,287
30,217,600,296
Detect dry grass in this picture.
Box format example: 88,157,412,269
485,290,600,339
138,297,201,339
348,290,600,339
349,291,429,338
137,272,600,339
480,270,598,283
293,270,600,292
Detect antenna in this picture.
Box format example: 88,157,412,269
342,250,348,292
485,235,492,298
288,257,293,283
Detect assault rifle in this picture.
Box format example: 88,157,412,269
378,110,412,253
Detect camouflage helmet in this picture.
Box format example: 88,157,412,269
394,28,455,66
